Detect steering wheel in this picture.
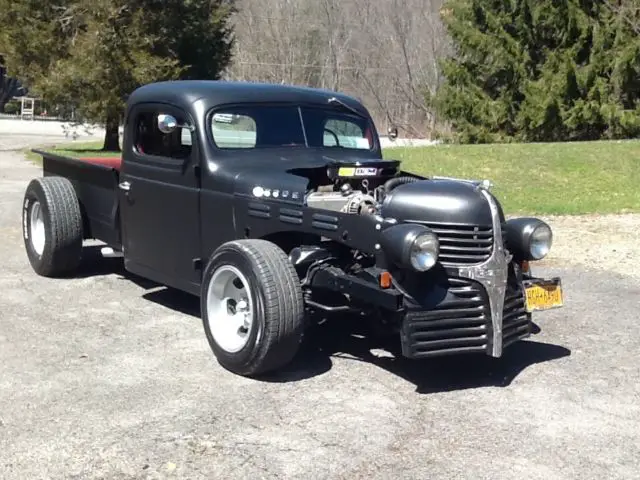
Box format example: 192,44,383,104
324,128,340,147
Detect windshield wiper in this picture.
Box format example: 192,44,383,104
327,96,363,118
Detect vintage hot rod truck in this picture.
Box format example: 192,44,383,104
23,80,563,376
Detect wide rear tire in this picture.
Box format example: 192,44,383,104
201,239,305,377
22,176,83,277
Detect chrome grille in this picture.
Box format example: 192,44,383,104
401,276,532,359
415,222,494,265
402,278,489,357
502,283,530,347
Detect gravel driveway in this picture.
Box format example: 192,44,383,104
1,137,639,479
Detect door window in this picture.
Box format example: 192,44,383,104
134,111,192,159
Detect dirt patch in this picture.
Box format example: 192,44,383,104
535,213,640,280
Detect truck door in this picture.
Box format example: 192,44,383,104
118,103,201,295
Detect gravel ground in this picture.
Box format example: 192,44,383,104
539,214,640,280
1,136,639,479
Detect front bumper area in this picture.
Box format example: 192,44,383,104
400,272,532,359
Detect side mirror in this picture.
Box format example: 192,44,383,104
387,125,399,141
157,114,178,134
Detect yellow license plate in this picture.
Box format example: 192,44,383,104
338,167,355,177
523,278,564,312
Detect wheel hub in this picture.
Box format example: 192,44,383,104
29,201,46,256
206,265,255,353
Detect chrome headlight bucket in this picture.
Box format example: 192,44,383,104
505,218,553,260
379,223,440,272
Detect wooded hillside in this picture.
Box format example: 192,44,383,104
224,0,640,143
3,0,640,144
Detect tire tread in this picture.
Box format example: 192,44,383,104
23,176,83,277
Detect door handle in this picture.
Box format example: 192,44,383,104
118,181,131,192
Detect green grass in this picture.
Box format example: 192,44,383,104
24,141,116,165
384,140,640,215
26,139,640,215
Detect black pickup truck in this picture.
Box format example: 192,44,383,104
23,80,564,377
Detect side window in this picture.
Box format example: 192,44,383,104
134,111,192,159
211,113,256,148
323,118,371,149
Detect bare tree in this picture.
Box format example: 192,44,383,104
224,0,453,138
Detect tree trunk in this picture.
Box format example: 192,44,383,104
103,113,121,151
0,79,12,114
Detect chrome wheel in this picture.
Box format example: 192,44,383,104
205,265,254,353
29,201,46,256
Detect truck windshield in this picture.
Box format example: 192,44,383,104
209,104,375,150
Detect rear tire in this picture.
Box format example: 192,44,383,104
22,176,83,277
201,239,305,377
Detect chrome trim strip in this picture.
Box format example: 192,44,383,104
431,176,493,190
456,186,511,357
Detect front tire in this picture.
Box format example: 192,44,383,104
201,239,305,377
22,176,83,277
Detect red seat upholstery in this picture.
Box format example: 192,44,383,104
78,157,122,171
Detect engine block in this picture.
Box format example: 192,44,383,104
306,190,377,215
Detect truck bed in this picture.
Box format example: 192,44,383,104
33,150,122,249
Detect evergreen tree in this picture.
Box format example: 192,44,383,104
0,0,235,150
434,0,640,143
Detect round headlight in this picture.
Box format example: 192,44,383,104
409,232,439,271
529,223,552,260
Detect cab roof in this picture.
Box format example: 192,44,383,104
126,80,370,117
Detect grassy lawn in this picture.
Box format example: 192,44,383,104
24,141,117,164
26,139,640,215
385,140,640,215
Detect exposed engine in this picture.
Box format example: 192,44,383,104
305,181,379,215
303,159,424,216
